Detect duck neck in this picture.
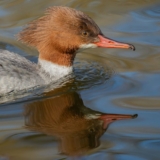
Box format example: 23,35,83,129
38,59,73,80
38,50,76,79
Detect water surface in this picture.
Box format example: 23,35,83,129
0,0,160,160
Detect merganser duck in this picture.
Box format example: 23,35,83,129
25,91,137,155
0,6,135,95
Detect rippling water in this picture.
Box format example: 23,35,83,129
0,0,160,160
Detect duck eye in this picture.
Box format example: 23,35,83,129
82,31,88,36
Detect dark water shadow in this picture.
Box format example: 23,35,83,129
24,88,137,156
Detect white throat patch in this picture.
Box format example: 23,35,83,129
80,43,97,49
78,43,97,53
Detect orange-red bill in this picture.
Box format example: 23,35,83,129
95,35,135,51
100,113,138,129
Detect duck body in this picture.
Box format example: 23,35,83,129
0,6,135,95
0,49,43,94
0,49,72,94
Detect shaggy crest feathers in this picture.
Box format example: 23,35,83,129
17,6,101,48
17,6,102,66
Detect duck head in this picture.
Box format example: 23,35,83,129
18,6,135,67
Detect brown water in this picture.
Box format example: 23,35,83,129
0,0,160,160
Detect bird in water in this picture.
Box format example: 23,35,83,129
0,6,135,95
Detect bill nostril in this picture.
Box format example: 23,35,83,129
108,41,114,44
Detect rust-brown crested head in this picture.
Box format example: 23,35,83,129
18,6,135,66
18,6,102,52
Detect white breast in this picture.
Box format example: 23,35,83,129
38,59,73,82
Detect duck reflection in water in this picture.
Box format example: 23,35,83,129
24,91,137,156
